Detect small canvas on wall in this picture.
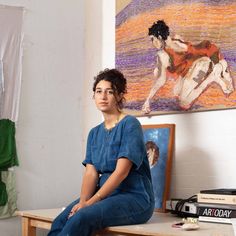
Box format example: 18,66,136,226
116,0,236,116
142,124,175,212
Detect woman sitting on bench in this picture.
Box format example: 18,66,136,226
48,69,155,236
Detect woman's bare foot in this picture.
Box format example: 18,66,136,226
142,101,151,114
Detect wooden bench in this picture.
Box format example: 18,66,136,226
17,208,235,236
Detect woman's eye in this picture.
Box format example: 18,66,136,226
108,90,114,95
96,90,102,94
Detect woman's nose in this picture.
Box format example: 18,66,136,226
101,91,108,99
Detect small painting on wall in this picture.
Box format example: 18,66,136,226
142,124,175,212
116,0,236,116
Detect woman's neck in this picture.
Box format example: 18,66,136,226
103,111,123,130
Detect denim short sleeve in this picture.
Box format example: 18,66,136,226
118,117,146,170
82,129,93,166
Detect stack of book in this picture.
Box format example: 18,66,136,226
197,188,236,224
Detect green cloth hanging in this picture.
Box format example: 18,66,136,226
0,173,7,206
0,119,19,171
0,170,17,218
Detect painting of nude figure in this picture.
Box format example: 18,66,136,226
116,0,236,116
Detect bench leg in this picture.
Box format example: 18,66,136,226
22,217,36,236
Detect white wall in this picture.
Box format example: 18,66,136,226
0,0,85,235
100,0,236,199
83,0,103,143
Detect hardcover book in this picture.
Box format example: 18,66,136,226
197,193,236,205
197,202,236,210
197,204,236,219
198,216,231,224
200,189,236,195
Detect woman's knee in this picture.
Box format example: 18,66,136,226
60,209,101,235
71,206,102,225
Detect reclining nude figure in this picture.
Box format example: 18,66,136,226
142,20,234,114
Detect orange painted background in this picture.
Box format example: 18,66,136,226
116,1,236,115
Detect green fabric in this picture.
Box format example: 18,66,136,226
0,170,17,219
0,179,8,206
0,119,19,171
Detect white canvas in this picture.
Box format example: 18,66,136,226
0,5,24,121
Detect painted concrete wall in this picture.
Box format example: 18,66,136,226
0,0,85,235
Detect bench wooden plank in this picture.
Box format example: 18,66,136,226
17,208,235,236
17,208,61,222
30,219,52,230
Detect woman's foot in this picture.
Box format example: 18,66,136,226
142,101,151,114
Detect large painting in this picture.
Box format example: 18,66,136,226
116,0,236,116
142,124,175,212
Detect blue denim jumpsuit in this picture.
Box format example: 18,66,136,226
48,115,154,236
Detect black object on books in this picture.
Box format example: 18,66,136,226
167,195,198,218
200,188,236,195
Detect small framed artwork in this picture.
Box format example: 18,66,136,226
142,124,175,212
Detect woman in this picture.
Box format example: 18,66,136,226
48,69,154,236
142,20,234,114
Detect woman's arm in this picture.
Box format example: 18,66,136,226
142,51,170,114
169,35,188,52
80,164,99,202
69,164,98,217
69,159,132,217
86,158,133,205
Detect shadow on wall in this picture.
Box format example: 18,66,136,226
169,112,217,199
170,146,215,199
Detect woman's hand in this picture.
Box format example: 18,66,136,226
68,201,88,218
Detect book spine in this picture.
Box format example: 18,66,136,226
198,216,231,224
197,203,236,210
197,206,236,218
197,193,236,205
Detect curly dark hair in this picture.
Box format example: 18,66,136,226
148,20,170,40
93,68,127,109
145,141,159,166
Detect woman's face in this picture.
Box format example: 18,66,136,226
150,35,164,49
94,80,120,113
147,148,156,166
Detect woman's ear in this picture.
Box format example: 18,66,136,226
117,93,124,102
